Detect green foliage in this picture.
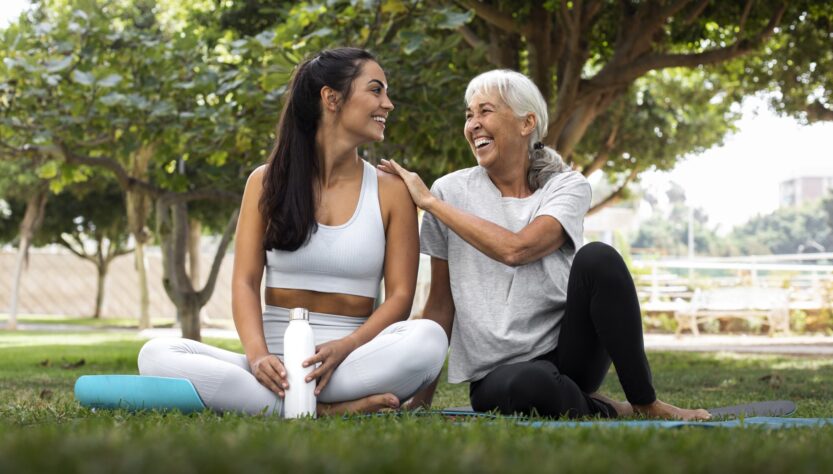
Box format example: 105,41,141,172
735,1,833,122
631,183,728,257
0,0,259,197
33,179,129,249
729,200,833,255
577,69,742,177
201,0,485,185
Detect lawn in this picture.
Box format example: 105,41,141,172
0,314,176,329
1,330,832,473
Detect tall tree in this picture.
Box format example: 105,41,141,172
207,1,793,208
0,160,50,330
0,0,253,340
35,181,133,318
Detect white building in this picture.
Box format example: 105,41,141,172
780,176,833,208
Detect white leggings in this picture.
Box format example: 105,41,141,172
137,308,448,416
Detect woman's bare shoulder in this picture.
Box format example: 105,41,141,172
248,164,268,183
376,167,416,220
243,164,269,195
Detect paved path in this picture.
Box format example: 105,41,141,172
139,328,833,356
8,323,833,356
643,334,833,356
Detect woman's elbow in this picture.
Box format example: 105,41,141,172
382,290,415,320
500,243,533,267
231,275,261,297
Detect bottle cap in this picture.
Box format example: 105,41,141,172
288,307,309,321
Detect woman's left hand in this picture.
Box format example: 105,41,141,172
303,336,359,396
377,159,435,210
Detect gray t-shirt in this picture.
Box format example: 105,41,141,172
420,166,591,383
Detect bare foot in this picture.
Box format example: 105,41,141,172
633,399,711,421
589,392,633,417
317,393,400,416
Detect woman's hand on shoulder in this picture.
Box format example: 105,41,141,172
377,159,435,210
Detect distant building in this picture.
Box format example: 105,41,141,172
780,176,833,207
584,207,638,246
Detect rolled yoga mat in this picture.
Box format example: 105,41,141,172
75,375,206,413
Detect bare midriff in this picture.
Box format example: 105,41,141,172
265,287,374,318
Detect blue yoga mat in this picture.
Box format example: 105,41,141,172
75,375,206,413
439,400,797,419
75,376,832,428
520,417,833,429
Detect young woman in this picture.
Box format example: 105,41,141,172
381,69,710,420
138,48,447,416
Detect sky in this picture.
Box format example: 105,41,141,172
639,97,833,233
3,1,832,234
1,1,28,27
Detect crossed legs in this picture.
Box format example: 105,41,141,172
138,319,448,416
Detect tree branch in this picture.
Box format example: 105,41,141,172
159,188,241,206
581,0,604,30
590,2,787,89
581,118,620,176
457,24,487,51
58,234,94,262
807,101,833,123
587,167,639,216
736,0,754,42
197,208,239,306
457,0,525,35
683,0,710,25
29,142,164,198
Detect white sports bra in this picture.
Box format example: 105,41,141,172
265,160,385,298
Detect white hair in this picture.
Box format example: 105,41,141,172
465,69,568,190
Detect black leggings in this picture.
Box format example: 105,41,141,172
469,242,657,418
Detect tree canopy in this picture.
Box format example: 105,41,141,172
2,0,832,331
192,0,808,209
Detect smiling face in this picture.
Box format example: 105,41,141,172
464,88,532,171
335,60,394,143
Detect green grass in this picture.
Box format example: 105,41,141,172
1,330,832,473
0,314,176,329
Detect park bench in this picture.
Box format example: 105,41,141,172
674,287,790,336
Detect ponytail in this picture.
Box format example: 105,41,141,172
527,141,569,191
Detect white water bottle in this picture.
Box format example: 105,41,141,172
282,307,317,418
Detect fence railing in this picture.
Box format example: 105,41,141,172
632,254,833,313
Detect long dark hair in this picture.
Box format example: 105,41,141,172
260,47,375,251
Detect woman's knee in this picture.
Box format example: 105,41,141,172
471,362,549,413
394,319,448,375
573,241,630,282
574,242,621,268
137,337,186,375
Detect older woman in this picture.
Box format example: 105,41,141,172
380,69,709,420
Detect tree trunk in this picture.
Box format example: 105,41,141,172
179,296,202,342
8,236,28,331
188,218,201,286
94,263,106,319
7,190,48,330
126,144,154,329
134,240,152,330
